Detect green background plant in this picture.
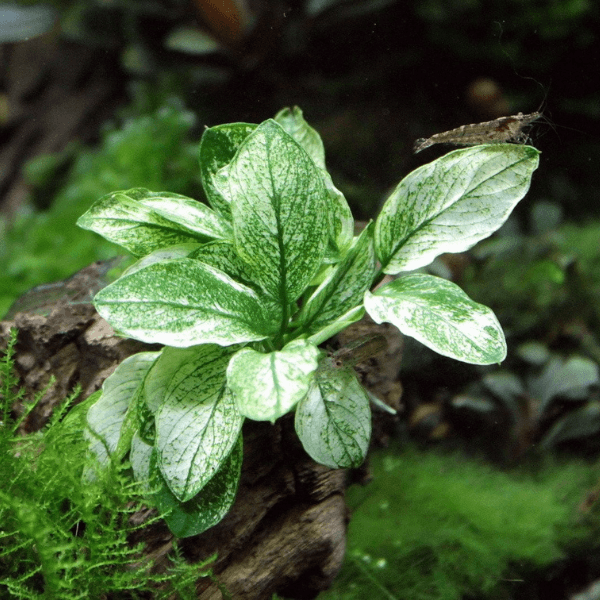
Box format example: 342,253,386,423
0,330,219,599
0,99,201,318
320,444,599,600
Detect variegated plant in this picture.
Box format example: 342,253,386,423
77,107,539,537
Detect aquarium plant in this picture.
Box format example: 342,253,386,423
76,107,539,537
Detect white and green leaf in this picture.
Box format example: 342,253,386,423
274,106,326,169
227,120,330,304
307,305,366,347
121,243,204,277
131,432,243,538
324,170,354,256
227,339,321,422
94,258,279,347
273,106,352,255
298,223,376,336
154,344,243,502
199,122,257,218
86,352,160,466
189,240,261,291
375,145,540,273
295,358,371,469
364,273,506,364
77,188,232,257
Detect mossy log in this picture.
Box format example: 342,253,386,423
0,261,402,599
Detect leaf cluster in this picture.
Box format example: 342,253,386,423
76,107,539,536
451,344,600,461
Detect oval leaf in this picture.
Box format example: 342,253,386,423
94,258,278,347
86,352,160,465
131,433,243,538
375,145,540,273
364,273,506,364
295,359,371,468
228,120,329,303
528,355,599,412
274,106,326,169
540,402,600,450
77,188,231,257
227,339,321,422
154,345,243,502
199,123,257,217
273,107,353,254
299,223,376,336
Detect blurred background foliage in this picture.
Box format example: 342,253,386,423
2,0,600,598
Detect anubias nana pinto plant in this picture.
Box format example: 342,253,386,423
77,107,540,537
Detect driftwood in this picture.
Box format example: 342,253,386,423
1,261,402,599
0,262,402,599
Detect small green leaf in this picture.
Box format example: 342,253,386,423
298,223,376,335
86,352,160,465
295,359,371,468
482,371,524,423
528,355,599,413
375,145,540,273
159,434,242,537
154,345,243,502
364,273,506,364
228,120,330,304
165,25,221,55
540,402,600,450
199,123,257,217
94,258,278,347
483,371,525,401
77,188,232,257
131,432,243,538
227,339,321,422
274,106,326,169
324,171,354,256
137,190,232,238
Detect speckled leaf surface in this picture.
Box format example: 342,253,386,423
295,359,371,469
274,106,326,168
154,344,243,502
274,106,353,254
131,432,243,538
86,352,160,465
199,122,257,218
365,273,506,365
299,223,375,336
94,258,278,347
77,188,232,257
227,120,329,303
375,145,540,273
227,339,321,422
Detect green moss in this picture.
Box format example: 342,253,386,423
0,329,220,599
322,445,597,600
